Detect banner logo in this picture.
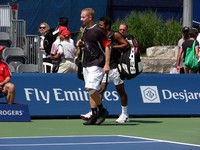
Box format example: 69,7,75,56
140,86,160,103
24,88,119,104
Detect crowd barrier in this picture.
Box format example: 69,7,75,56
4,73,200,117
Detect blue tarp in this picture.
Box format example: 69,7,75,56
0,0,200,36
111,0,183,21
17,0,108,34
0,0,108,35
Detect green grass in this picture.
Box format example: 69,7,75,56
0,117,199,145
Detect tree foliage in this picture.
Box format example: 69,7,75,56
111,10,182,54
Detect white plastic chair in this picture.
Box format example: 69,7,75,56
42,62,53,73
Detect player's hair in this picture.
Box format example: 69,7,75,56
190,28,198,38
120,22,128,30
58,17,68,27
81,8,95,20
99,16,112,30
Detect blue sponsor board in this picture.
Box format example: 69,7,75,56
11,73,200,117
0,103,31,122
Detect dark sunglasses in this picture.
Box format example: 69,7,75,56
40,26,46,29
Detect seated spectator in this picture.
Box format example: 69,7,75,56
50,29,77,73
0,46,15,104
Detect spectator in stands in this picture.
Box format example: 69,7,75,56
176,26,190,73
51,17,68,51
49,17,68,73
50,29,77,73
176,28,199,74
53,17,69,35
0,46,15,104
38,22,51,59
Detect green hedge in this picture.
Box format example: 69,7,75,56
111,10,183,54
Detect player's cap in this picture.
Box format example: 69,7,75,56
60,29,71,38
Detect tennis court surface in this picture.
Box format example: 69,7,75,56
1,118,200,149
0,135,199,150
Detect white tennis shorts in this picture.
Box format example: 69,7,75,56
83,66,104,90
102,68,124,85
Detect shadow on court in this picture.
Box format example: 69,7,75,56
100,118,162,126
130,119,163,124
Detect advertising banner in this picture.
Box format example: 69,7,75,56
0,103,31,122
9,73,200,117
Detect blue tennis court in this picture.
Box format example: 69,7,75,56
0,135,199,150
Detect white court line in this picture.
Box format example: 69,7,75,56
118,135,200,148
0,140,157,147
0,135,115,139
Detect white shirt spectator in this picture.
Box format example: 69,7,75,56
58,39,76,60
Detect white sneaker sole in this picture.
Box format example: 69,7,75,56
115,118,130,123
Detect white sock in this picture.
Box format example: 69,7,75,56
121,106,128,115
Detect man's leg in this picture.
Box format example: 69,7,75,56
83,90,108,125
115,83,129,123
83,66,108,125
116,83,128,106
3,83,15,104
80,83,108,121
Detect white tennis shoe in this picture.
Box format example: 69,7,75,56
115,113,129,123
80,111,92,121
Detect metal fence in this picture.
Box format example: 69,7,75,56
0,5,12,39
25,35,42,71
0,4,42,72
12,20,26,48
